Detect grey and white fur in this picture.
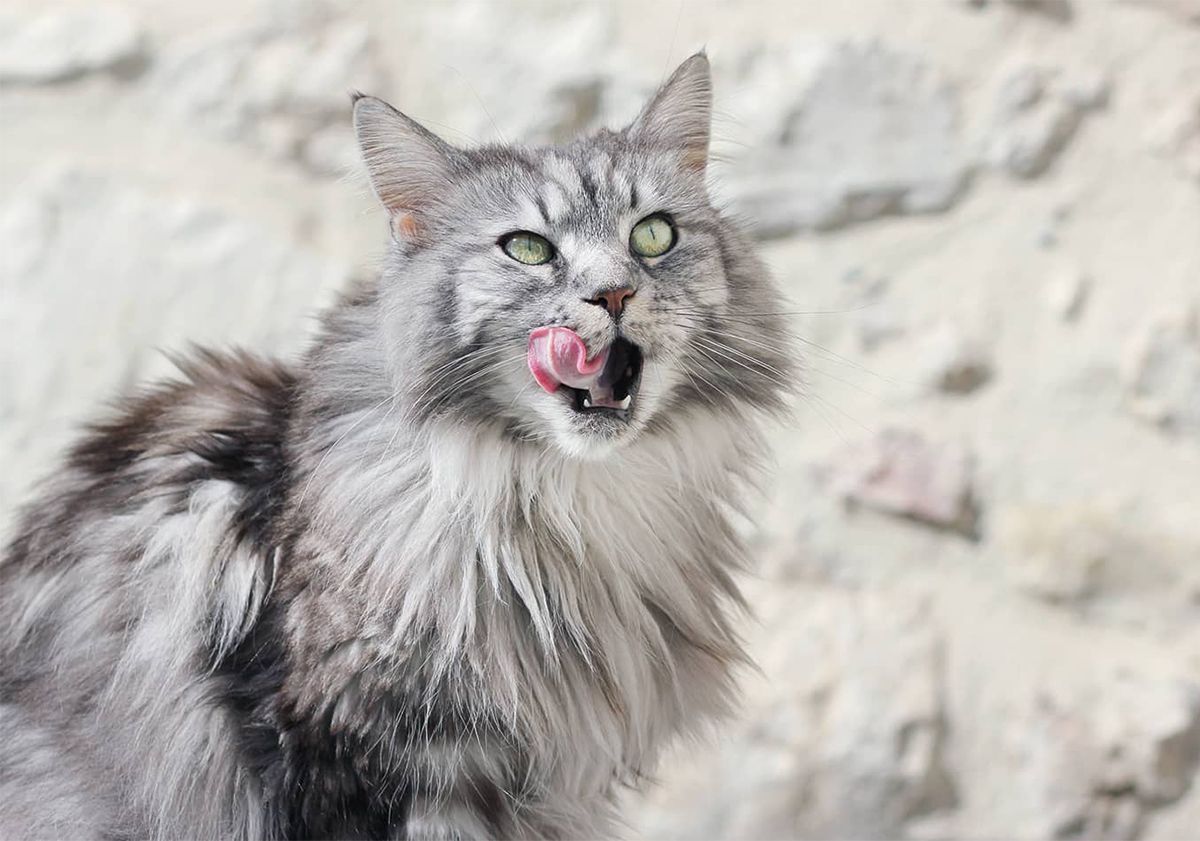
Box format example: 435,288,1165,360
0,53,793,839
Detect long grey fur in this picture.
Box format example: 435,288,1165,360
0,53,794,839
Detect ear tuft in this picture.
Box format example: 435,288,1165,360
628,52,712,173
352,95,456,231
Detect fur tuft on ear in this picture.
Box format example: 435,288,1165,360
628,52,712,173
352,95,456,238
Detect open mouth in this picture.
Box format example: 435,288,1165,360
564,338,643,416
527,327,645,420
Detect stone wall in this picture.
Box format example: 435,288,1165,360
3,1,1200,838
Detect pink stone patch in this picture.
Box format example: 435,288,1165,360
827,428,977,536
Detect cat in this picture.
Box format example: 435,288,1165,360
0,52,793,839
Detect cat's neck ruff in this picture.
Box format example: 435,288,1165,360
302,404,761,625
296,401,758,739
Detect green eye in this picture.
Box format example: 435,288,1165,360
501,231,555,265
630,214,676,258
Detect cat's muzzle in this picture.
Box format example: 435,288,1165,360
528,327,644,419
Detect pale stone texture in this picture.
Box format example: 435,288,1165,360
722,41,972,237
1123,307,1200,437
1125,0,1200,24
3,0,1200,837
634,590,956,839
982,62,1110,178
149,10,385,175
1147,88,1200,183
993,503,1110,602
911,321,995,395
0,168,349,515
0,5,145,84
1045,264,1091,321
402,0,627,146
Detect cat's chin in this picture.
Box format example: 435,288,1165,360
551,430,637,461
535,404,639,460
522,395,644,460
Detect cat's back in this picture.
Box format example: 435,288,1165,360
0,348,296,839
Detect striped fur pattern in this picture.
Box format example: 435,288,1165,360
0,54,794,839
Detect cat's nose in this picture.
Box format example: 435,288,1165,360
583,286,635,318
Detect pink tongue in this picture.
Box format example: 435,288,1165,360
527,326,609,394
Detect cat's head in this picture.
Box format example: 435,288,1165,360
353,53,792,459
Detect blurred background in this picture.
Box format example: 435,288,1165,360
3,0,1200,837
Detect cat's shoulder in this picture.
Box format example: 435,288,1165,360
6,347,297,569
67,346,297,481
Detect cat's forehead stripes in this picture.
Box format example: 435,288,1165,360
543,153,584,197
538,180,572,225
604,161,634,211
585,154,617,198
515,194,551,232
523,148,648,233
491,140,672,244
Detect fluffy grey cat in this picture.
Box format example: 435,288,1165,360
0,53,792,839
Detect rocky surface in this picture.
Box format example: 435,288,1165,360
721,41,972,237
1148,89,1200,183
1123,307,1200,437
0,5,145,84
826,428,978,536
1045,263,1091,322
981,62,1109,178
0,168,348,515
911,321,996,395
1126,0,1200,24
992,503,1110,603
3,1,1200,838
634,590,956,839
149,12,385,175
403,0,628,146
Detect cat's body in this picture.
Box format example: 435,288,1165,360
0,55,792,839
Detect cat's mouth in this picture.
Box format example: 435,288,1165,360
527,328,644,419
562,338,643,416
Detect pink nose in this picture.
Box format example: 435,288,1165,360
584,286,634,317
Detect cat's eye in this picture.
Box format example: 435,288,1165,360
630,214,676,258
500,231,555,265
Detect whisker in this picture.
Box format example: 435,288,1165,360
419,352,528,421
791,335,902,386
405,346,513,413
691,340,792,393
795,392,854,444
693,336,791,383
660,314,794,356
504,378,538,415
690,339,789,389
678,364,724,409
668,311,900,386
698,334,881,431
656,302,881,318
373,354,496,464
798,389,875,437
295,392,399,508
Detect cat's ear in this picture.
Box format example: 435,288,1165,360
352,94,456,239
627,52,712,174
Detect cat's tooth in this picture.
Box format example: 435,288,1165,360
618,395,632,410
583,394,593,409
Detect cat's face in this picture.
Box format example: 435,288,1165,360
389,139,733,459
356,55,791,459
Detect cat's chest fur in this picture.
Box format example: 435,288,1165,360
267,419,749,835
